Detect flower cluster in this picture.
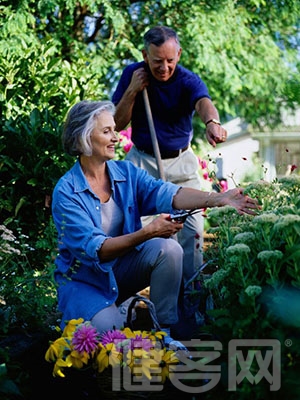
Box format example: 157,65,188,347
45,318,179,383
118,127,133,154
198,157,228,192
115,127,133,160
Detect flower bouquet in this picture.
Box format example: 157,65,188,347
45,318,180,397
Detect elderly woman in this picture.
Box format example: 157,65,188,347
51,100,258,349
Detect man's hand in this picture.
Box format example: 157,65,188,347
114,68,150,131
206,123,228,148
130,67,149,93
195,98,227,147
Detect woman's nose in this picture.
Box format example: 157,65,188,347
112,131,119,141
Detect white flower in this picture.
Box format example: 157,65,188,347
257,250,283,262
226,243,251,256
233,232,255,244
245,285,262,297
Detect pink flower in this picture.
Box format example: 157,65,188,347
219,180,228,192
203,171,209,180
100,329,127,346
129,334,153,352
291,164,297,172
119,127,132,140
72,322,100,354
200,159,207,169
124,142,133,153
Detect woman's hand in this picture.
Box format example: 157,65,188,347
146,213,184,238
223,188,260,215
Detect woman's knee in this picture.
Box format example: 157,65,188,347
160,238,184,261
154,239,183,281
91,304,125,333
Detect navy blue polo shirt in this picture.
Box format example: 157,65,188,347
112,61,210,152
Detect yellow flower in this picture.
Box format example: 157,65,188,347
148,330,167,341
122,327,147,338
96,343,122,373
45,337,70,362
126,348,154,380
53,358,73,378
150,348,179,383
66,349,90,369
61,318,84,337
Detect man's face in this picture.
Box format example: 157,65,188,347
142,38,182,82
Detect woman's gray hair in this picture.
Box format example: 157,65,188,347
62,100,115,156
143,26,180,52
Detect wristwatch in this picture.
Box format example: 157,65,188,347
205,118,221,126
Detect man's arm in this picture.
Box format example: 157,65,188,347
195,97,227,148
114,87,136,131
114,67,149,131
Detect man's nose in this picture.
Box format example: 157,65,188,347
159,61,168,71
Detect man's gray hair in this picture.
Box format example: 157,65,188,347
143,26,180,52
62,100,115,156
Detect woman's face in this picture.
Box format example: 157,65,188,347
90,111,119,160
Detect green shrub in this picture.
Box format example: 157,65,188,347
202,174,300,398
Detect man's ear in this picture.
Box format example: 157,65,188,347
177,47,182,60
142,49,148,63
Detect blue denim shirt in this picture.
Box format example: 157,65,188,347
51,159,181,322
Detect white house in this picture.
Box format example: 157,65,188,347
208,108,300,189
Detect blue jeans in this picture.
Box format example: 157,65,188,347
91,238,183,333
126,145,204,284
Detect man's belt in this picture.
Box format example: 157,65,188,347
136,145,189,159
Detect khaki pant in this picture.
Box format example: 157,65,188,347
126,145,204,284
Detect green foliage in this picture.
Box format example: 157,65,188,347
1,1,300,126
0,223,58,337
206,176,300,320
0,108,73,262
201,174,300,398
0,363,22,399
0,1,299,397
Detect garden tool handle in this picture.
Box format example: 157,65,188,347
143,88,165,180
